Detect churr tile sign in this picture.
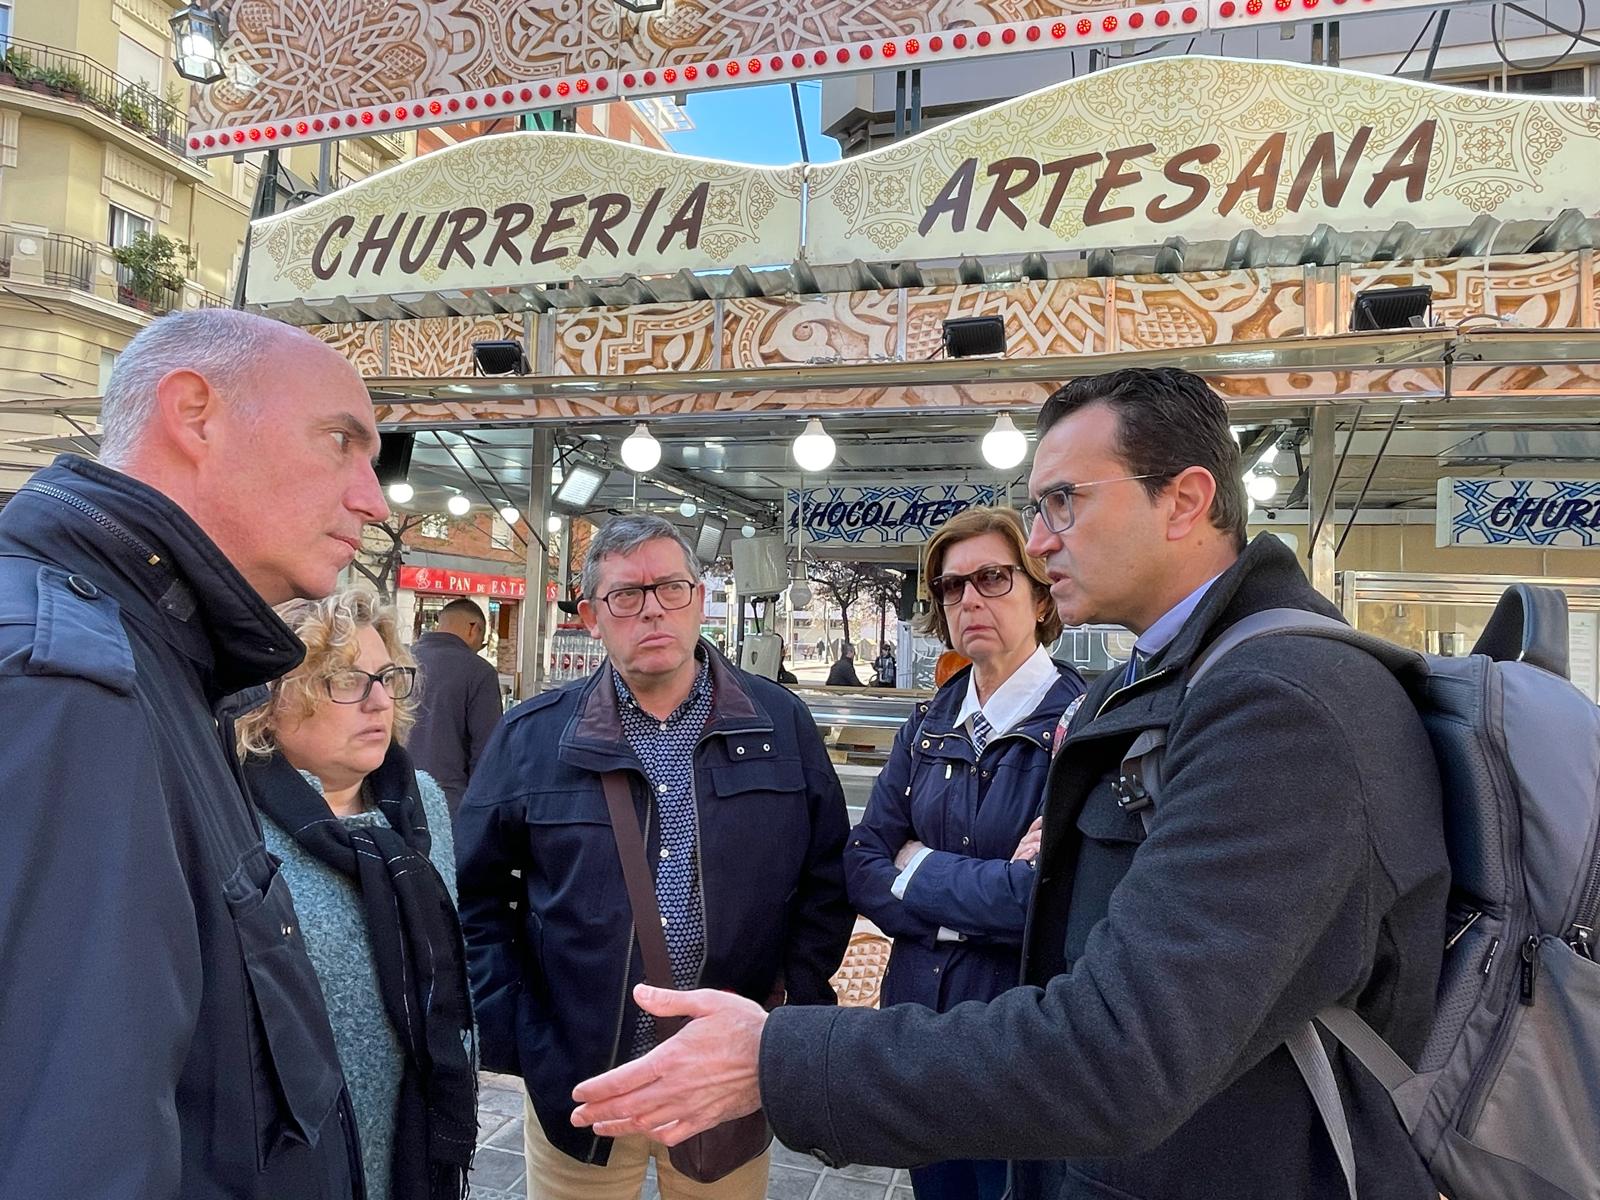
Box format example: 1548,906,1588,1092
246,58,1600,310
1438,478,1600,549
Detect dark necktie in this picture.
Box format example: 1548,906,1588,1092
970,710,993,757
1122,649,1148,687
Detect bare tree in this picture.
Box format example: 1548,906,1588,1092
863,565,905,648
807,559,879,649
351,514,431,597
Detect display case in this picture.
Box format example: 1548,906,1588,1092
1338,572,1600,703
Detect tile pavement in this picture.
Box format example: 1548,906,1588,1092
473,1073,912,1200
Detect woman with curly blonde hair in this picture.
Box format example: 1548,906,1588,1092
237,589,476,1200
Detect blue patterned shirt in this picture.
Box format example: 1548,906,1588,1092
613,653,714,1056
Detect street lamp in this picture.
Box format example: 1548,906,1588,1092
169,4,229,84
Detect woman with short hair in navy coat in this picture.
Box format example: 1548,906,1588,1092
846,506,1085,1200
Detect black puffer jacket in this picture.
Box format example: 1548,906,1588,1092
0,456,364,1199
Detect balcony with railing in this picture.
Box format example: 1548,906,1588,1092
1,226,230,316
0,37,191,158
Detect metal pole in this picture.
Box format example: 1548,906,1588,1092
894,70,906,139
910,68,923,133
520,430,555,698
1307,407,1338,599
317,142,333,194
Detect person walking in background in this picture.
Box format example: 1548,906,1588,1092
0,309,385,1198
846,507,1083,1200
456,514,852,1200
825,641,863,686
871,641,898,687
410,596,504,814
236,590,477,1200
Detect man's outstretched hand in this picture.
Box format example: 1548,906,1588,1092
571,985,767,1144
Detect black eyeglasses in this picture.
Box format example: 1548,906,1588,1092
594,578,697,618
930,564,1021,607
1021,474,1166,534
324,665,416,704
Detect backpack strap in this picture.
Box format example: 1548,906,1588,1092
1115,608,1425,1200
1471,583,1570,678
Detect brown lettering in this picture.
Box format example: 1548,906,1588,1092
1219,132,1288,217
1286,127,1372,212
483,203,536,268
1146,144,1220,223
530,195,585,265
627,187,666,256
580,193,632,257
1084,143,1154,227
348,212,407,276
311,215,354,280
398,212,449,272
918,158,978,236
657,181,709,253
437,207,488,270
1363,120,1436,207
1037,152,1103,228
977,157,1042,233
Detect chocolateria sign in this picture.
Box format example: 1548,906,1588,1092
246,57,1600,309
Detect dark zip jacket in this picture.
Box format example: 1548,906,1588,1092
455,641,854,1163
758,535,1450,1200
0,456,363,1199
846,661,1084,1010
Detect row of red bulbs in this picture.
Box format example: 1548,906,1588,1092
1220,0,1375,15
191,7,1226,150
190,78,611,148
615,10,1198,88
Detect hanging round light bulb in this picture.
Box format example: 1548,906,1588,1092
446,493,471,517
546,514,563,534
620,423,661,473
386,481,414,504
792,418,835,472
1246,473,1280,503
679,498,698,518
499,504,520,524
981,412,1028,470
740,523,757,539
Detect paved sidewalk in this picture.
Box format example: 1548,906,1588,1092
471,1073,914,1200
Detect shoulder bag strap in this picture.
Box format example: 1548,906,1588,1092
599,770,686,1040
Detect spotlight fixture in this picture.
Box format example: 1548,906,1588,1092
547,514,563,534
621,423,662,473
386,481,415,505
499,504,520,524
471,339,529,376
942,315,1007,359
694,514,727,564
981,412,1027,470
679,498,698,518
446,494,472,517
552,457,610,510
169,3,228,84
611,0,666,12
792,418,836,473
1350,285,1433,331
1245,473,1280,503
375,431,414,485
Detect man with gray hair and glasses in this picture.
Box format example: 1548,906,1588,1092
0,309,387,1198
456,513,853,1200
